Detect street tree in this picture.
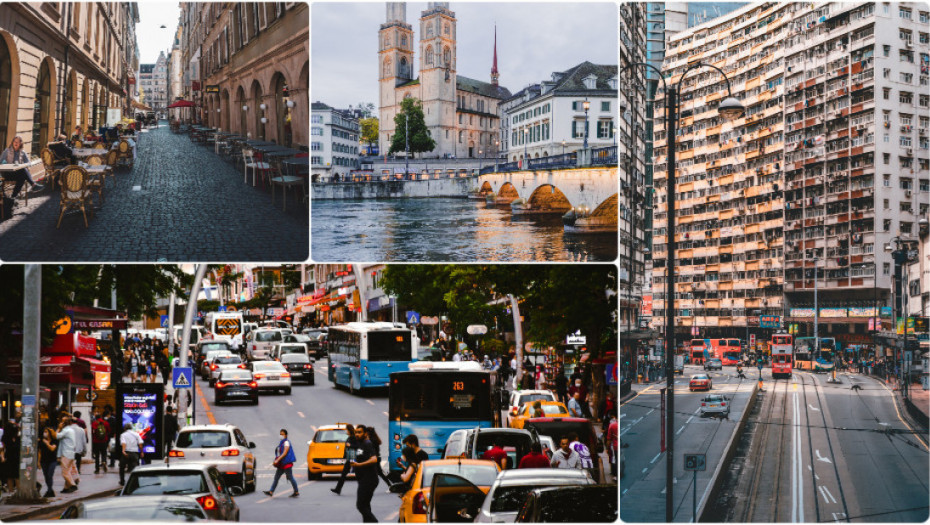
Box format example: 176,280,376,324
389,97,435,157
360,117,379,155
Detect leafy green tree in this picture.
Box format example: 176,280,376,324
389,97,435,157
360,117,379,155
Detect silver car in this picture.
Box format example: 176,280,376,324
474,469,595,523
200,350,233,380
248,360,292,394
209,354,245,386
245,329,282,361
699,394,730,418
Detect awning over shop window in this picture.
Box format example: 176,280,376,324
77,357,110,374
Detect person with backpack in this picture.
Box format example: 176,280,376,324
91,412,110,474
263,428,299,498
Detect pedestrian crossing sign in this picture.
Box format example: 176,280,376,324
173,367,193,389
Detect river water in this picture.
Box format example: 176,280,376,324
311,198,617,262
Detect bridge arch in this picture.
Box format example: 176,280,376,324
495,182,520,204
526,184,572,213
590,193,619,221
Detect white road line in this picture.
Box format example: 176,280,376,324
384,511,399,521
675,426,685,435
366,399,375,406
650,453,661,464
632,417,643,425
815,449,832,464
818,485,831,504
822,486,837,504
622,488,628,496
686,415,694,424
619,413,626,419
694,407,700,413
286,399,293,406
642,467,648,473
646,409,655,416
808,404,820,412
297,411,306,418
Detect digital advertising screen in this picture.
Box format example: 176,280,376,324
116,383,164,460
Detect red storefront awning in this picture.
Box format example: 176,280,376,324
77,357,110,374
8,355,85,385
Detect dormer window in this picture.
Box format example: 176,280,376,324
583,74,597,89
608,75,618,90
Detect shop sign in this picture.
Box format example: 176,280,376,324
642,295,653,317
566,332,586,345
820,308,847,318
790,308,815,318
297,295,314,304
848,307,878,318
759,315,780,328
204,85,220,94
73,319,128,330
421,316,440,326
881,306,892,318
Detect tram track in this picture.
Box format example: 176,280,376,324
742,378,790,522
798,372,850,523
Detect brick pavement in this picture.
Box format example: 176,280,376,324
0,123,309,261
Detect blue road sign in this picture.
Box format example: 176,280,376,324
406,311,421,324
218,306,227,312
172,367,193,389
160,315,169,328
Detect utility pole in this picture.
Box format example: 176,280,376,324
405,112,409,178
509,295,524,388
15,266,41,502
178,265,207,427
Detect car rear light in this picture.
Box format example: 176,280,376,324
413,492,427,514
196,495,217,511
210,364,217,370
510,407,518,416
252,345,257,350
254,373,265,379
701,402,706,407
168,450,185,457
304,364,312,369
281,372,290,378
238,364,246,369
248,381,258,388
215,381,227,388
221,449,240,456
721,402,726,406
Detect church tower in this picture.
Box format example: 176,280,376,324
379,3,415,153
418,2,456,156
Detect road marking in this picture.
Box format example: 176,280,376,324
366,400,375,406
831,512,847,522
622,488,628,496
297,411,306,418
877,379,930,451
694,407,700,413
650,453,661,464
818,485,830,504
642,467,648,473
384,510,399,521
646,409,654,416
311,425,317,432
132,185,141,191
822,485,837,504
195,382,217,425
792,389,805,522
619,413,626,419
675,426,685,435
807,465,819,479
815,449,832,464
286,399,293,406
808,404,820,412
686,415,694,424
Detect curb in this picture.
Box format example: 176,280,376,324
1,486,119,522
696,381,759,522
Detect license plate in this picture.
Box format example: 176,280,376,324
330,459,346,465
229,392,247,396
268,375,279,380
708,404,719,408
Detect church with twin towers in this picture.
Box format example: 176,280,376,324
378,2,512,159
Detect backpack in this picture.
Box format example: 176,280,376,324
93,420,107,442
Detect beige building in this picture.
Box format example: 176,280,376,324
179,2,308,148
0,2,139,154
378,2,511,159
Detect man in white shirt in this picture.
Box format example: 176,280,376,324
550,437,582,469
119,423,144,486
56,415,78,493
568,432,594,470
68,417,87,482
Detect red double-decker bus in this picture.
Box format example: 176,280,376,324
771,333,793,378
718,339,742,365
690,339,707,365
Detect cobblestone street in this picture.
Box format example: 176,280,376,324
0,123,309,261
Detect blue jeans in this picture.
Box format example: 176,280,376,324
269,467,298,493
41,461,56,493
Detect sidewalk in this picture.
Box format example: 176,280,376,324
852,370,929,430
0,459,120,521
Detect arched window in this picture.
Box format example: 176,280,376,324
400,57,408,78
401,34,407,46
443,46,451,66
425,45,433,66
383,57,392,77
0,37,12,148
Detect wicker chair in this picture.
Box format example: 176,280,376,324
93,142,107,150
56,165,91,228
40,148,61,189
117,140,134,169
73,140,83,149
104,149,119,182
84,154,106,205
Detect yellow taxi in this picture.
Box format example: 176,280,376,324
397,459,500,522
306,423,352,480
508,401,571,429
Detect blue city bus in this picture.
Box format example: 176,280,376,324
327,322,418,394
387,361,502,477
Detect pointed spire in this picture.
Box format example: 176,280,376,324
491,24,499,86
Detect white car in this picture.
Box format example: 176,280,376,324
245,329,283,361
474,469,594,523
168,424,257,493
200,350,233,380
507,389,557,426
209,354,246,386
248,360,291,394
271,342,309,361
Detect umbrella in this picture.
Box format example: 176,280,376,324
167,100,195,108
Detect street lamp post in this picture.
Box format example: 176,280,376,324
523,128,528,167
619,60,743,522
582,99,590,149
404,112,409,178
561,140,566,156
886,235,918,399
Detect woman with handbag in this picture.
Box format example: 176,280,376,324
263,428,299,498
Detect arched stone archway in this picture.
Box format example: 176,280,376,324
222,89,230,132
81,77,89,131
236,86,247,136
31,57,56,153
0,30,20,150
526,184,573,214
495,182,519,204
251,80,264,140
589,193,618,220
478,181,493,196
271,72,291,147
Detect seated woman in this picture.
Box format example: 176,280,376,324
48,134,75,165
0,136,44,200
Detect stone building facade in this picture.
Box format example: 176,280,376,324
0,2,139,154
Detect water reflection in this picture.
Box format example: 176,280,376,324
311,198,617,262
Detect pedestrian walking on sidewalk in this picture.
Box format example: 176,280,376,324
56,415,78,493
0,417,21,494
349,425,379,522
39,425,58,497
119,423,143,486
91,412,110,473
330,424,358,495
263,428,299,498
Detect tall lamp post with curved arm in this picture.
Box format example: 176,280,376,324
620,60,744,521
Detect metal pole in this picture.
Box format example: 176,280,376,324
167,287,177,359
903,261,908,399
405,112,409,177
814,257,819,365
583,102,590,149
509,294,524,388
665,87,677,523
692,469,697,523
15,265,41,501
178,264,207,428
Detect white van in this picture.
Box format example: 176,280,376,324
271,342,310,362
174,325,207,351
245,328,282,361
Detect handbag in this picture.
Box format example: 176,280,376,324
108,437,118,456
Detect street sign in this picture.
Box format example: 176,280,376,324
160,315,169,328
172,367,193,389
218,306,227,312
750,334,756,347
759,315,780,328
466,324,488,335
406,311,421,325
684,453,706,471
566,331,586,345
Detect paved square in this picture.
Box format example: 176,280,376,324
0,124,309,262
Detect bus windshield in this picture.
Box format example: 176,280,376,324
727,340,740,347
390,373,492,421
367,331,412,361
690,339,704,347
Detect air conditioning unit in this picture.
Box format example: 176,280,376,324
905,190,912,198
906,148,913,156
906,41,913,48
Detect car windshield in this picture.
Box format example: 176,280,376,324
703,395,724,402
253,362,285,371
255,331,281,342
492,484,577,512
85,503,206,520
692,375,709,380
537,488,617,521
280,345,305,354
286,335,311,343
215,356,241,365
526,404,567,416
421,464,499,488
281,354,309,363
205,351,230,360
314,429,347,443
219,370,252,381
175,431,231,448
517,393,554,406
200,343,228,352
123,472,209,495
709,359,721,364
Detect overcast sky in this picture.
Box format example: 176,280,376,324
311,2,618,109
136,2,181,65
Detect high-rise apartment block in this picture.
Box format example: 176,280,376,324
651,2,929,340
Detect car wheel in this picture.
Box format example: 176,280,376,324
215,397,222,406
246,469,257,493
309,378,315,386
239,469,247,492
308,471,321,480
285,387,291,395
